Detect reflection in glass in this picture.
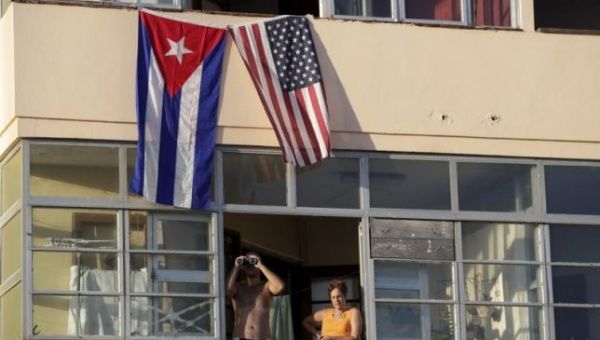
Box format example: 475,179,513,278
0,283,22,340
367,0,392,17
335,0,362,16
369,159,450,210
156,219,210,251
464,264,541,303
458,163,533,212
374,261,453,300
550,224,600,263
1,212,21,280
127,148,142,201
33,252,118,292
129,212,148,249
554,307,600,339
376,303,454,339
405,0,461,21
223,153,286,205
297,158,359,208
1,148,21,213
130,297,213,336
130,254,212,294
465,306,541,340
33,295,120,336
30,144,119,198
32,208,118,249
462,222,539,261
552,266,600,304
472,0,512,27
545,165,600,215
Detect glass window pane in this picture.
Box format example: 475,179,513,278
32,208,118,249
464,264,541,303
156,218,210,251
335,0,363,16
375,303,455,339
369,159,450,210
550,224,600,263
0,283,22,340
33,295,120,336
458,163,533,212
130,254,213,294
127,148,142,201
374,261,454,300
297,157,359,208
367,0,392,17
545,165,600,215
405,0,461,21
129,211,148,249
371,219,455,261
1,212,21,280
30,144,119,198
462,222,540,261
223,153,286,206
130,297,213,336
472,0,512,26
1,149,21,214
465,305,541,340
33,252,118,292
552,266,600,304
554,307,600,340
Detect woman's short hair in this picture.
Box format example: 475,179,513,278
327,279,348,297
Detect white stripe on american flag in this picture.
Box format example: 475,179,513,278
300,85,328,159
232,25,301,166
311,82,331,151
143,52,164,203
173,62,203,208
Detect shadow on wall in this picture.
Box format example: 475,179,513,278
309,19,376,152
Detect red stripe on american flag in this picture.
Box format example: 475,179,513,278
249,23,300,166
294,88,323,161
235,25,295,164
308,83,331,153
282,91,311,166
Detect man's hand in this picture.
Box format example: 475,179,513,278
247,254,262,268
234,255,246,267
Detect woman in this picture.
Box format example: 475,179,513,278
303,279,363,340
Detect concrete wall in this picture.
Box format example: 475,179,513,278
2,2,600,160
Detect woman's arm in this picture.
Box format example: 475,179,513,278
303,309,324,339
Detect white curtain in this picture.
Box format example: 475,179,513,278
67,266,150,336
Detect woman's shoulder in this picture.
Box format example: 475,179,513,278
346,307,361,316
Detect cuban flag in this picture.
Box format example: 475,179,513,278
130,10,226,209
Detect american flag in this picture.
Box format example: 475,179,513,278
228,16,331,167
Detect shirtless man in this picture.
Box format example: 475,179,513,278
226,252,285,340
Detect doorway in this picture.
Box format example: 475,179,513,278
223,213,362,340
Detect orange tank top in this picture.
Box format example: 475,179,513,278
322,308,352,336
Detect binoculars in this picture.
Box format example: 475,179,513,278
236,256,258,266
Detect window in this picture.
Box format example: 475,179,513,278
369,158,451,210
371,219,456,339
297,157,360,208
549,224,600,339
327,0,518,27
534,0,600,31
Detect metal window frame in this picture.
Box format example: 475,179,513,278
17,140,600,339
322,0,521,28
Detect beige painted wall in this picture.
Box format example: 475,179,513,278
0,283,23,340
2,3,600,160
0,5,14,140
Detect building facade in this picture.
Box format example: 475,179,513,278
1,1,600,339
